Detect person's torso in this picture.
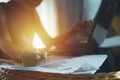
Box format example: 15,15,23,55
3,1,39,48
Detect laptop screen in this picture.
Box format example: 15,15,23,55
92,0,116,46
88,0,116,47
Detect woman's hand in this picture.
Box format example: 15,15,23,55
19,50,47,67
71,20,94,34
70,20,94,41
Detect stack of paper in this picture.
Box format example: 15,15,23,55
0,54,107,74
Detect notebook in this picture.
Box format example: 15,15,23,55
85,0,117,54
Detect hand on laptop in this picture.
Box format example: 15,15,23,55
71,20,94,41
73,20,93,33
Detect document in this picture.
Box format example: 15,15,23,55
0,54,107,74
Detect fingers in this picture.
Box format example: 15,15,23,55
40,51,48,60
82,20,94,33
84,20,94,28
35,54,41,60
87,20,94,27
72,20,86,33
20,51,47,67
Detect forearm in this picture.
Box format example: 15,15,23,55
50,28,74,46
49,20,93,46
0,40,22,60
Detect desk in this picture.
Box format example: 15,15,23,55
0,55,117,80
0,68,120,80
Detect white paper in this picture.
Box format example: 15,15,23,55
0,54,107,74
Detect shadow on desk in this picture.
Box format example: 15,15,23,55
96,49,120,73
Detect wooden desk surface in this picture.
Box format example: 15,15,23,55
0,55,110,80
0,68,120,80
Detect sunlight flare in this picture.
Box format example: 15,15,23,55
32,33,46,49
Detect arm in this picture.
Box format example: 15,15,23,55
34,10,93,48
49,20,93,47
36,20,93,47
0,5,22,61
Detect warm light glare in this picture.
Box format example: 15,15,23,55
32,33,46,49
115,72,120,79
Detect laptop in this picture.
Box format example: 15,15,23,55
48,0,117,56
83,0,117,54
